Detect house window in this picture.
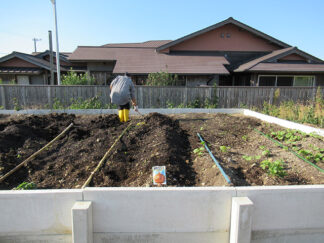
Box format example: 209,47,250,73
277,76,293,86
293,76,314,86
258,76,276,86
258,75,315,86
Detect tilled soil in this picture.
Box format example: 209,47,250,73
0,112,323,189
176,113,324,186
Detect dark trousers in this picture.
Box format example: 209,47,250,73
118,103,130,110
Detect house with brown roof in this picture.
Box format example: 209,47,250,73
0,51,86,85
2,17,324,86
69,17,324,87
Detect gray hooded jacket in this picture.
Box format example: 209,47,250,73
110,75,135,106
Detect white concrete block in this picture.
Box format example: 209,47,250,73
83,187,236,233
230,197,253,243
72,201,93,243
0,189,83,234
236,185,324,231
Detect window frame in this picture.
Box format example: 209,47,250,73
257,75,315,87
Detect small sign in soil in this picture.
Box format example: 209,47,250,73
152,166,166,185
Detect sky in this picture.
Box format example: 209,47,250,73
1,0,324,59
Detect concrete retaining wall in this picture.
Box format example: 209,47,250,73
0,109,323,242
0,189,82,242
1,186,324,243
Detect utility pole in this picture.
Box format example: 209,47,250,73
48,31,54,85
32,38,42,52
50,0,61,85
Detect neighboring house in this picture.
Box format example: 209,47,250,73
0,51,85,85
2,17,324,86
69,17,324,87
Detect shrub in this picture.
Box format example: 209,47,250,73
62,70,95,85
68,96,105,109
147,71,179,86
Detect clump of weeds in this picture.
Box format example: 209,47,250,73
13,182,37,190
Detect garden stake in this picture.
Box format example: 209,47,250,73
81,122,133,189
197,133,232,184
254,128,324,173
0,123,74,183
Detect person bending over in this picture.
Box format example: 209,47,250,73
110,73,138,122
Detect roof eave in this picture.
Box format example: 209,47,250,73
0,52,52,71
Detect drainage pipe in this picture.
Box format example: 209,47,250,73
82,122,133,189
197,133,231,184
0,123,74,183
254,128,324,173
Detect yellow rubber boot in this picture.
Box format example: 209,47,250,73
118,110,124,122
123,109,129,122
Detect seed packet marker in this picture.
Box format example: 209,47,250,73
152,166,166,186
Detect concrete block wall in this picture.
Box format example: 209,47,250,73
0,189,83,242
237,186,324,243
84,187,235,242
1,186,324,243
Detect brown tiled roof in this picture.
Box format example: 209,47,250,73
69,47,229,74
234,47,294,72
102,40,172,48
0,52,69,71
250,63,324,72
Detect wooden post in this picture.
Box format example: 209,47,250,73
0,85,7,109
47,86,53,109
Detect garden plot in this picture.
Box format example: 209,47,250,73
0,112,323,189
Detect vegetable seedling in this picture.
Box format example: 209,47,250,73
242,135,248,141
193,147,205,156
260,159,286,177
220,146,230,153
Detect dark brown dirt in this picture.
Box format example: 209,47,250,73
176,113,324,186
92,113,195,187
0,112,323,189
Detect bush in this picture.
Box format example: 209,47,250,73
146,71,179,86
61,70,95,85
